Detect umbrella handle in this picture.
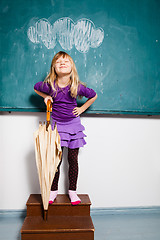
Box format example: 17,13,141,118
46,99,52,130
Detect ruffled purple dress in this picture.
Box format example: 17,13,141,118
34,82,96,149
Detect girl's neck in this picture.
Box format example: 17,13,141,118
57,75,71,88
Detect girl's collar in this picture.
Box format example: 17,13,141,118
55,79,71,89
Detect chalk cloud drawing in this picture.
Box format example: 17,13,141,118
27,17,104,53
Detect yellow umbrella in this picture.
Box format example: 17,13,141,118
34,100,62,220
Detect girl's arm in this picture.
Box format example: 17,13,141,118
73,94,97,117
34,89,53,105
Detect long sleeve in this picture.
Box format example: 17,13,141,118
34,81,52,95
78,84,96,99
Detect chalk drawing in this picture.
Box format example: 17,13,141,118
51,0,55,7
84,53,87,68
27,17,104,53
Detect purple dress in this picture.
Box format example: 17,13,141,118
34,82,96,149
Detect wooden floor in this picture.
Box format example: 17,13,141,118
0,210,160,240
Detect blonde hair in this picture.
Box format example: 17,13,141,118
44,51,85,98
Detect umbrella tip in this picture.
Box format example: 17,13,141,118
43,210,48,221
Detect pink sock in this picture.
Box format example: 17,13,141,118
49,190,58,204
68,190,81,205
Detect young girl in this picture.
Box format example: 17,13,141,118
34,51,97,205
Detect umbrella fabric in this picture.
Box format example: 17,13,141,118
34,122,62,211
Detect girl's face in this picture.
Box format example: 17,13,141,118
54,56,72,77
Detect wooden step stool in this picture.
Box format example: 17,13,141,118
21,194,95,240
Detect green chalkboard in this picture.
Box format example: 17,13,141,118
0,0,160,114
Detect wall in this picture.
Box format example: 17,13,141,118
0,112,160,210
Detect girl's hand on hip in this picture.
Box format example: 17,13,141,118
44,96,53,106
72,107,83,117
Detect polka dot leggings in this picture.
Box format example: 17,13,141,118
51,148,79,191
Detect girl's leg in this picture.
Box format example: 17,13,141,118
49,147,63,204
51,156,62,191
68,147,79,190
68,148,81,205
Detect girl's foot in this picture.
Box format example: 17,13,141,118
68,190,81,205
49,190,58,204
